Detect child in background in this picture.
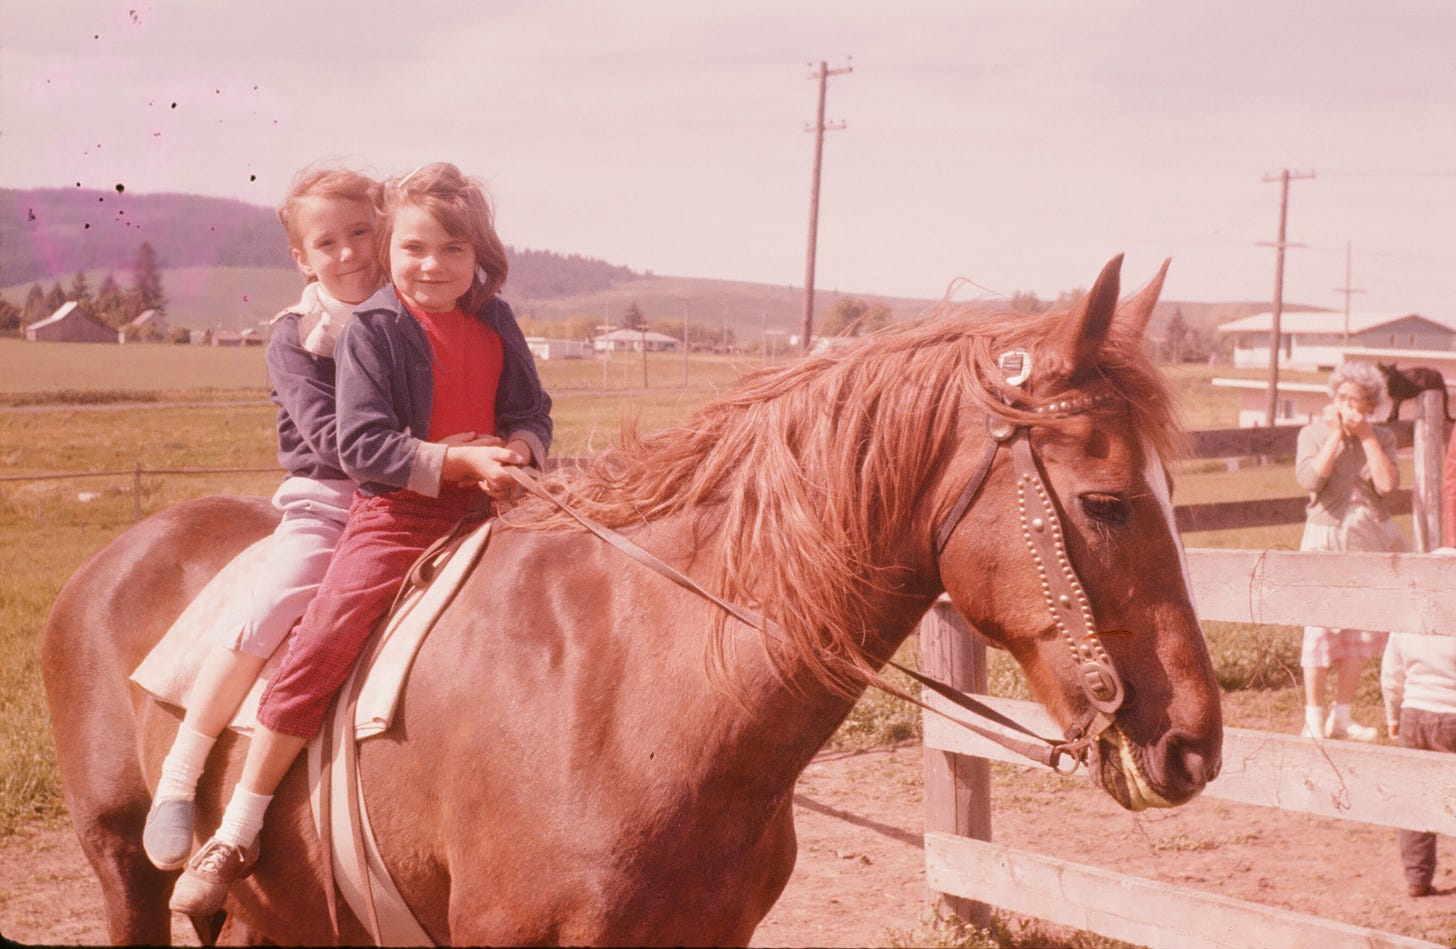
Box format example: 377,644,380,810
144,165,384,871
1383,435,1456,898
1382,631,1456,897
171,162,552,916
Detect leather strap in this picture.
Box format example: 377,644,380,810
933,438,1000,555
504,466,1081,769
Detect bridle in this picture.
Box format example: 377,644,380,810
502,350,1129,775
925,350,1127,768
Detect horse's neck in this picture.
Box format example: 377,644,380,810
693,595,929,795
607,511,934,798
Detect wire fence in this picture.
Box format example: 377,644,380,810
0,464,279,521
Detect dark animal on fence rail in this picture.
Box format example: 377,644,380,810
1378,362,1453,422
41,254,1221,946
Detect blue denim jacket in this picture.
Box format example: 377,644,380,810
335,285,552,497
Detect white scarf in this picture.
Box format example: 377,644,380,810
272,283,358,358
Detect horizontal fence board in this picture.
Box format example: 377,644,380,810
1174,489,1411,532
1186,421,1414,460
921,695,1456,835
1188,548,1456,634
924,834,1439,949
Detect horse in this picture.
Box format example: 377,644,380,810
1377,361,1453,422
42,254,1223,946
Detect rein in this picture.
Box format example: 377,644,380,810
502,359,1125,773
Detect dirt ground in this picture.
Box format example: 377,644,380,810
3,741,1454,947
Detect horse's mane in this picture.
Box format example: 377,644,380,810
510,305,1181,692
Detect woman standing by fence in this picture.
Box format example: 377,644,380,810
1295,362,1406,741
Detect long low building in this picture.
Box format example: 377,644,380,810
1214,347,1456,427
1218,310,1456,371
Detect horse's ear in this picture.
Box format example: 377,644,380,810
1114,258,1171,340
1044,254,1122,382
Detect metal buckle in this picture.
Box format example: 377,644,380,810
998,350,1031,388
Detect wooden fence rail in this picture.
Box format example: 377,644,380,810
919,390,1452,947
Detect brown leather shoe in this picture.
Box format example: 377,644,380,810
169,836,259,916
1409,881,1434,898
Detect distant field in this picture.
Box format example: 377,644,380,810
0,337,271,396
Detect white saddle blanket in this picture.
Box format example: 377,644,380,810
130,520,495,946
130,521,493,739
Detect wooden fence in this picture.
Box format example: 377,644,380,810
920,390,1453,949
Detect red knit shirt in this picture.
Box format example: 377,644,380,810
404,301,503,442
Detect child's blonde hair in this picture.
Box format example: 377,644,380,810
277,165,379,254
377,162,509,314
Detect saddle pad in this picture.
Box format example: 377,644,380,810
129,537,279,732
129,520,494,739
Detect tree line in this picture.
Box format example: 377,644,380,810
0,242,169,340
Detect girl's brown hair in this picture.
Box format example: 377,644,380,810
377,162,509,314
277,165,379,253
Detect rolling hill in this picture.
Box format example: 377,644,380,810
1,186,1307,346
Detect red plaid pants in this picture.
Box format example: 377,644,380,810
255,489,482,738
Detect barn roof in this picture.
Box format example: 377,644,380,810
27,301,81,331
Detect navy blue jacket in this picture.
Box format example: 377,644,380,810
335,286,552,497
267,311,348,482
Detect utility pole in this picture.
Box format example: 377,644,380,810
800,57,852,353
1333,240,1364,342
680,296,691,389
1258,168,1315,427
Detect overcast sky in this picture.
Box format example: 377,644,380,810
5,1,1454,318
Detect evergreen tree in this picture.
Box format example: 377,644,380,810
69,268,93,306
621,301,647,331
133,241,167,316
22,283,46,325
0,296,20,335
45,282,67,315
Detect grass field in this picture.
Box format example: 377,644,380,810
0,343,1388,841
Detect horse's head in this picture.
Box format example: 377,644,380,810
933,255,1222,810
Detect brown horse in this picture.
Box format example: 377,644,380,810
43,254,1222,946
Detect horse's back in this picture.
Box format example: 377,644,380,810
41,495,278,945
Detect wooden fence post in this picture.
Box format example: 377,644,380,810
1411,390,1444,553
920,600,991,929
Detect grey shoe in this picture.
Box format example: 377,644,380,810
142,797,195,870
169,836,259,916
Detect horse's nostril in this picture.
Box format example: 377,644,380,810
1165,734,1221,786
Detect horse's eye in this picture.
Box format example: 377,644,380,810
1079,492,1129,525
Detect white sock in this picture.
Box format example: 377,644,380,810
216,787,272,849
1304,706,1324,733
154,725,216,801
1330,703,1354,728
